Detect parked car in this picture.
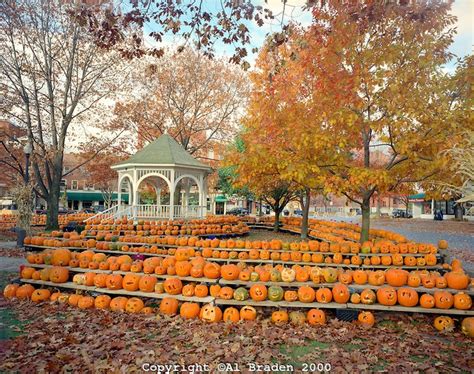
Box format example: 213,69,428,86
226,207,249,216
392,209,413,218
293,209,303,216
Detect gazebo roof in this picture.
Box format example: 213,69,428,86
113,134,211,170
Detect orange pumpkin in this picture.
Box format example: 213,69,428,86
249,284,267,301
159,297,179,315
163,278,183,295
223,307,240,323
433,291,454,309
397,287,419,307
307,308,326,325
332,283,350,303
180,302,201,319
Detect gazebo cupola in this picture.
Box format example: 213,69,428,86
100,134,211,221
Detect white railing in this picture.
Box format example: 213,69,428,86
134,205,170,219
173,205,206,219
85,204,206,222
84,205,120,222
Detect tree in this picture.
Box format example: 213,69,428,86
241,1,463,242
72,1,274,68
82,151,123,208
0,0,128,229
110,49,249,160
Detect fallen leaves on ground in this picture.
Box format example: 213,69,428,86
0,298,472,373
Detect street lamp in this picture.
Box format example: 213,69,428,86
23,140,32,184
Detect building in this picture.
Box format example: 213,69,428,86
408,193,458,220
60,154,128,211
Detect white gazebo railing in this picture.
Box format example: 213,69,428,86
85,204,207,222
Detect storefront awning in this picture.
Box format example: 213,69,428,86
408,193,426,202
215,195,227,203
66,191,129,203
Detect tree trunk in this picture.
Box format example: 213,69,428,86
274,209,281,232
46,173,61,230
301,188,311,239
360,197,371,243
454,204,463,220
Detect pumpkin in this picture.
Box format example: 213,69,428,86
182,284,195,297
240,305,257,321
307,309,326,325
435,276,448,289
368,271,385,286
180,302,201,319
93,273,107,288
316,287,333,303
461,317,474,337
271,310,289,324
407,272,421,287
218,286,234,300
270,270,282,282
194,284,209,298
16,284,35,299
352,270,368,285
419,294,435,308
203,263,221,279
50,292,61,302
164,278,183,295
298,286,316,303
445,271,470,290
94,295,112,309
139,275,157,292
31,289,51,302
434,291,454,309
3,284,19,299
332,283,350,304
321,268,338,283
78,296,95,309
233,287,249,301
250,272,260,282
281,268,296,283
453,292,472,310
249,284,267,301
210,284,221,297
200,304,222,322
175,261,192,277
284,290,298,302
385,269,408,287
358,311,375,328
49,267,69,283
433,316,454,332
397,288,419,307
68,294,82,306
376,287,397,306
122,273,141,291
125,297,144,313
110,296,128,311
289,311,306,326
360,289,376,305
106,274,123,290
267,286,284,302
51,249,72,266
160,297,179,315
223,307,240,323
20,267,35,279
350,293,361,304
338,272,353,285
438,240,448,249
220,264,240,280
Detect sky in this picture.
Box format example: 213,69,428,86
143,0,473,72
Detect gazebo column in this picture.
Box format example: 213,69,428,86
201,176,208,218
169,170,175,220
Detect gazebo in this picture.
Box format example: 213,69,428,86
89,135,212,221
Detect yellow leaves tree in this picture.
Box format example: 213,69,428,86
237,1,466,242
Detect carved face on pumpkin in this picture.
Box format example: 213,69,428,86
200,304,222,322
164,278,183,295
307,309,326,325
125,297,144,313
433,316,454,332
106,275,123,290
376,287,397,306
360,289,376,304
239,306,257,321
358,311,375,327
271,310,288,324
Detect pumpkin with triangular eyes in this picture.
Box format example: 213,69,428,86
200,304,222,322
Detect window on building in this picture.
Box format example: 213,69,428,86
71,180,78,190
422,201,432,215
60,179,67,191
64,166,71,173
84,181,94,190
447,200,455,215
